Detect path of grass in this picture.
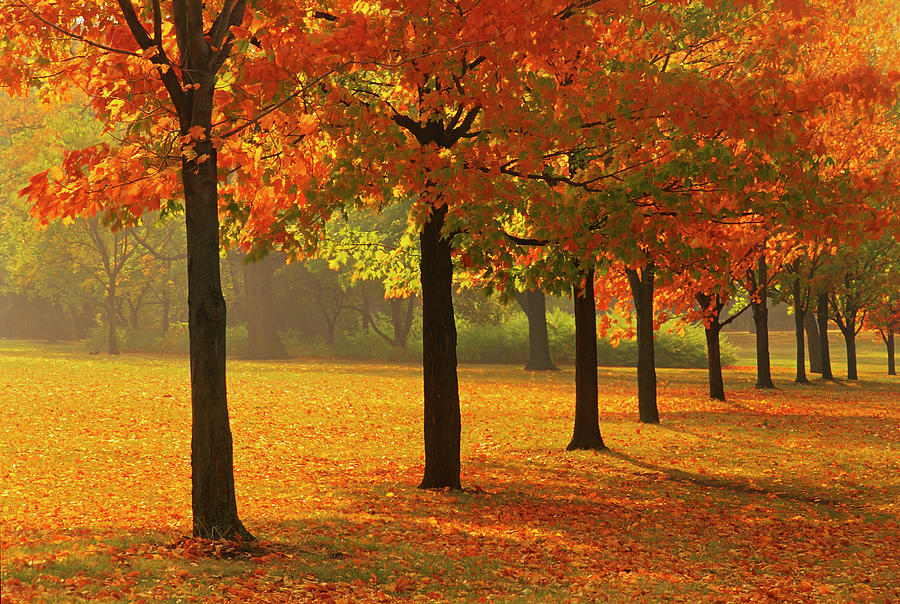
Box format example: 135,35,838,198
0,338,897,602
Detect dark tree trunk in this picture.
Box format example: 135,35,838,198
886,331,896,376
515,289,558,371
568,269,606,451
111,0,251,540
843,317,858,381
817,292,834,380
626,264,658,424
804,313,822,373
242,253,290,359
107,281,120,355
696,292,726,401
751,255,774,389
182,76,250,540
704,323,726,401
390,297,416,349
418,206,462,489
792,279,809,384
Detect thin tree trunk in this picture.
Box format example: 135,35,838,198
752,255,774,388
804,312,822,373
182,78,250,540
243,253,289,359
843,317,858,381
886,331,896,376
388,297,416,349
568,268,606,451
418,205,462,489
626,264,658,424
107,281,120,355
516,289,558,371
817,292,834,380
792,280,809,384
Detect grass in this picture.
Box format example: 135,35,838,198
0,334,898,602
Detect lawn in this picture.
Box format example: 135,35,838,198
0,336,898,602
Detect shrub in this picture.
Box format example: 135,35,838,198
452,309,735,368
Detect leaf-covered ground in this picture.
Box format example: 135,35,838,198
1,337,898,602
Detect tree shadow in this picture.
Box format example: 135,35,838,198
603,449,848,507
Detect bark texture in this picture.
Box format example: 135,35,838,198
568,269,606,451
418,206,462,488
626,264,659,424
704,323,725,401
184,135,250,540
116,0,251,539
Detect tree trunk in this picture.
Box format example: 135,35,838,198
418,205,462,489
568,269,606,451
804,312,822,373
817,292,834,380
843,317,858,381
515,289,558,371
792,280,809,384
752,255,774,389
129,301,140,330
242,253,290,359
704,322,726,401
626,264,658,424
391,297,416,349
182,76,250,540
107,281,120,355
886,331,896,376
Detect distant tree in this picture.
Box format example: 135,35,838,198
515,289,558,371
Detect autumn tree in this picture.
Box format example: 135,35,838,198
1,0,372,538
515,289,558,371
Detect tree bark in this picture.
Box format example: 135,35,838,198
696,292,726,401
842,317,858,381
515,289,558,371
418,205,462,489
242,253,290,359
182,75,250,540
751,255,774,389
568,269,606,451
804,312,822,373
886,331,896,376
626,264,659,424
111,0,250,539
704,322,726,401
792,279,809,384
817,292,834,380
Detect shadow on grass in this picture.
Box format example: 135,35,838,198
603,449,847,507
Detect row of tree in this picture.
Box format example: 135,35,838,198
2,0,897,540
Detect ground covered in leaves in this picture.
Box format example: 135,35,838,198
1,337,898,602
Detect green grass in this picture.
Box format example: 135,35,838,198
724,328,888,372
